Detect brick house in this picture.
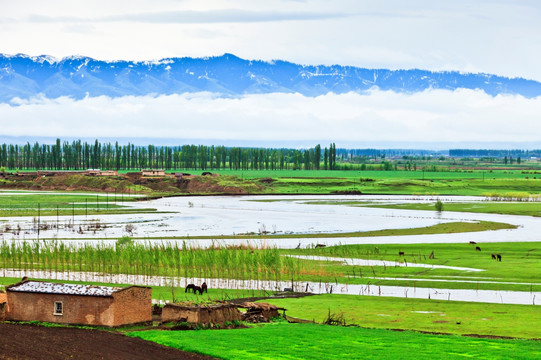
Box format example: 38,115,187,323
0,291,6,321
5,280,151,327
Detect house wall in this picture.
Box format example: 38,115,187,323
6,292,115,326
0,293,6,321
112,287,152,326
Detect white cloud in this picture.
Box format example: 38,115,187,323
1,89,540,148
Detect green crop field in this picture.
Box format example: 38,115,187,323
128,322,541,359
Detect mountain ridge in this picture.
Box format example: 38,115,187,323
1,53,540,102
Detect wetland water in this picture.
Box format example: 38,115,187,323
2,268,539,306
1,193,539,305
0,194,538,247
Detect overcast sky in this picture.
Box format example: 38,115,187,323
1,0,541,148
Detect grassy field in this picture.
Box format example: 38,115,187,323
361,201,541,217
0,191,154,217
128,322,541,359
195,169,541,195
284,242,541,292
188,169,534,180
265,295,541,339
270,177,541,196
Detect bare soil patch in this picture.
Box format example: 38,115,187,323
0,323,216,360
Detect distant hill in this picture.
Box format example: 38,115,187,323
1,53,540,102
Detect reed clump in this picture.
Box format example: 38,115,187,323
0,239,302,287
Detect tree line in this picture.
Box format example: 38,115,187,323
0,139,338,171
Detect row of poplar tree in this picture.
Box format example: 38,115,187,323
0,140,338,171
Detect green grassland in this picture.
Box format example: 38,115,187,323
128,322,541,359
284,242,541,292
0,191,155,217
360,201,541,217
193,169,534,180
265,295,541,339
197,169,541,196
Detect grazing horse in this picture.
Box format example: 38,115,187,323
497,254,502,262
491,254,496,260
185,284,204,295
475,246,481,251
201,282,208,293
398,251,405,256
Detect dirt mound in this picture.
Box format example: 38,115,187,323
180,176,259,194
0,323,216,360
238,302,285,322
185,181,247,194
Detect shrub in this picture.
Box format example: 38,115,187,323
435,199,443,212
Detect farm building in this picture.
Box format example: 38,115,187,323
161,303,242,325
141,169,166,177
5,280,151,327
86,169,119,176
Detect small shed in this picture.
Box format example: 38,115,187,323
161,303,242,325
5,280,151,327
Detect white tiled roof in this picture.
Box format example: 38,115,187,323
8,281,122,297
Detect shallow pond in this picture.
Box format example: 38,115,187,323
0,194,539,248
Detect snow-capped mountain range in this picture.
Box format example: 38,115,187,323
1,53,540,102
